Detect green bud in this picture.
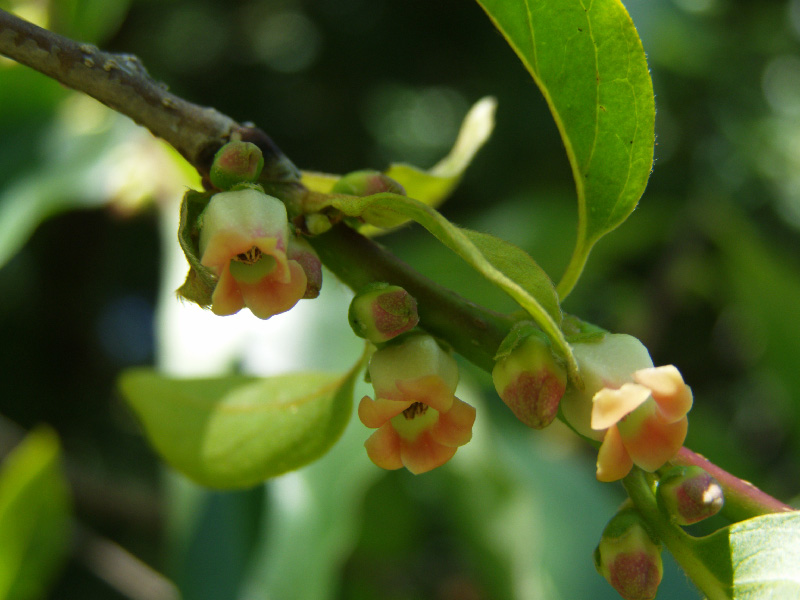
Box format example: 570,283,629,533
349,283,419,344
210,141,264,190
305,213,333,235
595,507,663,600
331,169,406,197
492,326,566,429
657,466,724,525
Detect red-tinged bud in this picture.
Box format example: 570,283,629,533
210,141,264,190
348,283,419,344
288,237,323,299
331,169,406,197
594,507,663,600
657,466,724,525
492,325,566,429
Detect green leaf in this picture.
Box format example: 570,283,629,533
299,96,496,225
0,427,71,600
328,193,577,380
688,512,800,599
120,359,364,489
474,0,655,298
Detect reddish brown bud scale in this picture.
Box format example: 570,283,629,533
349,283,419,344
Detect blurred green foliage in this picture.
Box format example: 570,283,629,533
2,0,800,598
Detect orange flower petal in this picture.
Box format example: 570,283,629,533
210,268,245,316
364,424,404,470
591,383,652,431
596,426,634,482
633,365,693,424
400,431,458,475
358,396,413,429
430,397,476,447
396,375,455,413
619,414,688,472
241,260,307,319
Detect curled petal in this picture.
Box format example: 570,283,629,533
430,397,476,447
209,267,245,316
633,365,693,423
591,383,652,431
619,413,688,472
400,431,458,475
240,261,307,319
596,425,634,482
364,424,403,470
358,396,413,429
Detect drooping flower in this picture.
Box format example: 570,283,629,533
198,188,312,319
358,334,476,474
593,365,693,482
559,334,693,482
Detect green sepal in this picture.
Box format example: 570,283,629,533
494,321,546,362
562,314,609,344
176,189,216,307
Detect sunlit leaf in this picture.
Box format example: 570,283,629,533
299,96,496,232
120,358,364,489
474,0,655,298
0,427,71,600
328,193,576,380
688,512,800,599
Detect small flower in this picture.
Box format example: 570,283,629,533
657,466,724,525
358,334,475,474
492,328,567,429
559,334,693,482
593,365,693,482
595,507,663,600
348,283,419,344
198,188,309,319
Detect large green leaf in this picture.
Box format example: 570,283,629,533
328,193,577,380
0,427,71,600
474,0,655,298
120,359,363,489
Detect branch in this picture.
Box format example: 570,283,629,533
0,9,296,180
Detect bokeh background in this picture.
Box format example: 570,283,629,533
1,0,799,598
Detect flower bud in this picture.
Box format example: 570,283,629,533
288,237,323,299
348,283,419,344
492,326,566,429
305,213,333,235
594,507,663,600
657,466,724,525
210,141,264,190
331,169,406,197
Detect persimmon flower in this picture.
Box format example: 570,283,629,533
358,334,476,474
198,188,314,319
592,365,693,482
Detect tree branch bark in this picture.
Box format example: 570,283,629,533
0,9,296,180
